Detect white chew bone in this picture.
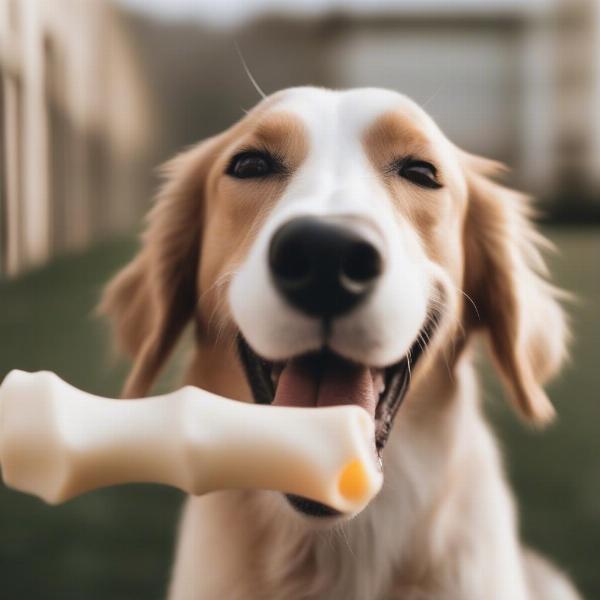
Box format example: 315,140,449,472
0,370,382,513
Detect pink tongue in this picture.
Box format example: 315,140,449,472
273,355,377,419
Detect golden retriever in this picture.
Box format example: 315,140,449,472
101,87,581,600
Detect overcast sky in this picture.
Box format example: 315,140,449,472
116,0,552,27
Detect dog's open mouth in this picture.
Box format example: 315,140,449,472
236,309,441,517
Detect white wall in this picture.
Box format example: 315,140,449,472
327,27,519,163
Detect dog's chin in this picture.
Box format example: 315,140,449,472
236,308,441,520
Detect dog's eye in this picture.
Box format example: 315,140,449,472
227,151,279,179
398,160,442,189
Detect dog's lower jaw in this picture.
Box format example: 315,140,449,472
284,494,344,519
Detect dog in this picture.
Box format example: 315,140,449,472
100,87,581,600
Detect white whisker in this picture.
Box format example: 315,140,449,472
234,41,267,100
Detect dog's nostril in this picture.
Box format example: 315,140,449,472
341,240,382,284
269,240,312,286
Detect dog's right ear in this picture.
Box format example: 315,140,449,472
99,137,220,398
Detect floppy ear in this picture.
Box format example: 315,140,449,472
99,138,219,398
462,163,569,425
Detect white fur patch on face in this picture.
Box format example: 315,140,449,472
228,226,322,361
228,87,442,366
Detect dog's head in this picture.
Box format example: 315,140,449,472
100,87,568,519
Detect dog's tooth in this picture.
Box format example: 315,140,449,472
371,370,385,395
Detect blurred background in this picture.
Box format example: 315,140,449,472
0,0,598,598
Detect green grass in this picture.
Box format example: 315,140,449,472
0,228,598,599
0,237,182,600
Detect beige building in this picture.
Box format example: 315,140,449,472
0,0,154,276
320,0,600,200
137,0,600,205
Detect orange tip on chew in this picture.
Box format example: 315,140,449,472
338,458,368,501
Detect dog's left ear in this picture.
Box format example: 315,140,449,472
99,137,221,398
462,162,569,425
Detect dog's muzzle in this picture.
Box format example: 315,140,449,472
236,215,442,519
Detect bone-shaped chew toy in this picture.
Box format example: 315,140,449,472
0,370,382,513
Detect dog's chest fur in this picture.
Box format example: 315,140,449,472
170,360,527,600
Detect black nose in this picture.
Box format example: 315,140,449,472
268,217,383,318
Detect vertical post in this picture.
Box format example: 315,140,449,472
589,0,600,195
519,11,556,197
1,74,24,276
